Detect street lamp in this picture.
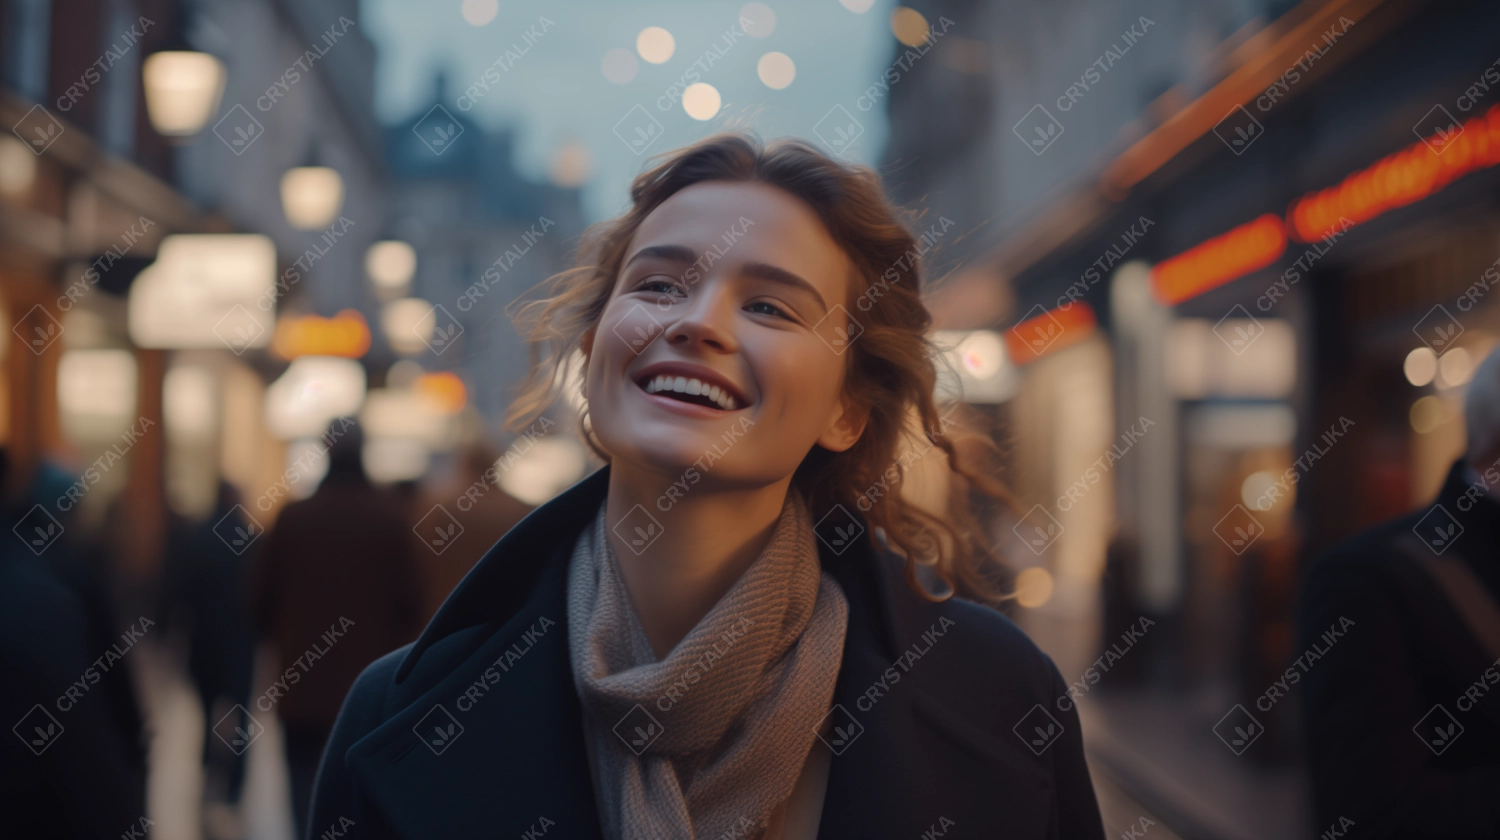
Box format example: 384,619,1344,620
365,240,416,300
280,165,344,230
141,50,226,137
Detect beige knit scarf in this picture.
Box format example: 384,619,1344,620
566,489,848,840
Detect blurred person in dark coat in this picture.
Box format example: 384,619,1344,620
252,418,423,837
1300,348,1500,836
159,480,257,827
410,442,533,623
0,451,148,839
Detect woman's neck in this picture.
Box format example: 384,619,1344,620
604,464,793,659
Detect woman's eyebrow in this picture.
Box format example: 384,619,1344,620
622,244,697,269
739,261,827,312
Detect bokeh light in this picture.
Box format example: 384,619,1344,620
1015,567,1055,608
1404,346,1437,386
682,83,722,120
891,7,931,47
637,27,675,64
740,2,776,37
459,0,497,26
601,47,638,85
757,52,796,89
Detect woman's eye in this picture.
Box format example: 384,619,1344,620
637,278,684,298
745,301,790,319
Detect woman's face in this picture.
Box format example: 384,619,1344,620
584,180,866,491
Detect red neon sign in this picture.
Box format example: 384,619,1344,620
1289,104,1500,242
1150,214,1286,305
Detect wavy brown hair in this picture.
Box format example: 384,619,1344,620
504,133,1012,603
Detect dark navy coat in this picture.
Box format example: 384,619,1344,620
309,466,1105,839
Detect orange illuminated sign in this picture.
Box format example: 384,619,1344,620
272,309,371,359
1005,301,1097,365
1150,214,1286,305
1289,104,1500,242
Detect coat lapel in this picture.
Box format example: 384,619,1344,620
343,466,1049,838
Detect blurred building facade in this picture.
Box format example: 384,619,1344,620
885,0,1500,836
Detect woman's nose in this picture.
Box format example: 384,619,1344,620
663,285,739,353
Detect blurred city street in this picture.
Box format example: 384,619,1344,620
5,0,1500,837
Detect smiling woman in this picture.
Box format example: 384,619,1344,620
310,134,1106,840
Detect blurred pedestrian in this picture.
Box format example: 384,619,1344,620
411,442,533,623
1300,347,1500,835
0,450,148,839
158,481,257,836
252,418,423,838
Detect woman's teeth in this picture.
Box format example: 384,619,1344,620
642,375,739,410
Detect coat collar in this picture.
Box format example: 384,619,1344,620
345,466,1026,838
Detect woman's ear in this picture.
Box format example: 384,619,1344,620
817,394,869,453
